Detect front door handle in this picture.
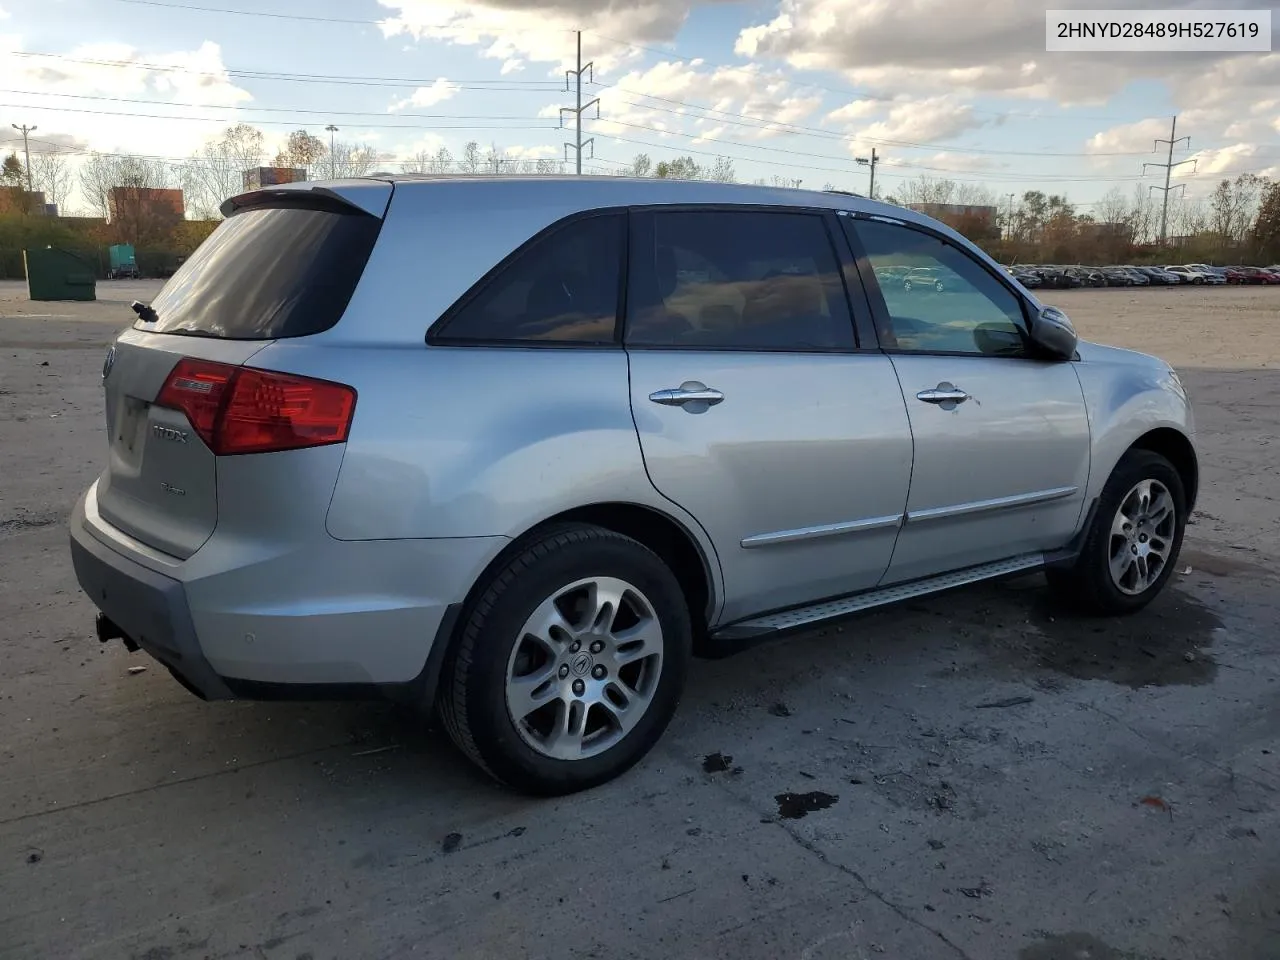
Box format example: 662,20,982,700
916,383,970,405
649,382,725,408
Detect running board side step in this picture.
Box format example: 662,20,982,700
712,553,1046,641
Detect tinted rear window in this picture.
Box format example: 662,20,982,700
144,203,381,339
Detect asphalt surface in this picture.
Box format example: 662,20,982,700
1,280,1279,960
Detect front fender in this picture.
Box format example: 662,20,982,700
1074,343,1196,504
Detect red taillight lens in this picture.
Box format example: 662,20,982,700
155,358,356,456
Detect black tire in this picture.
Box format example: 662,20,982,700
1047,449,1186,615
438,523,692,795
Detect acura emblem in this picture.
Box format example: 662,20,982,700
102,345,116,380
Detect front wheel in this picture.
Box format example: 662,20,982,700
438,524,691,795
1047,449,1186,615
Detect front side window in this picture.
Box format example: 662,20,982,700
626,209,855,350
432,213,623,344
848,218,1028,357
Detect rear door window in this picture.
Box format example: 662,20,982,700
625,209,855,350
145,200,381,340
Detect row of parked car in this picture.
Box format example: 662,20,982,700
1006,263,1280,289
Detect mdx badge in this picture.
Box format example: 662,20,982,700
152,424,189,444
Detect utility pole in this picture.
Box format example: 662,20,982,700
11,123,36,194
855,147,879,198
1004,192,1017,239
325,124,338,179
1143,115,1196,245
560,31,599,174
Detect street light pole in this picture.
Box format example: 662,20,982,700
11,123,36,194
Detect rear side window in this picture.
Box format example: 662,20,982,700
625,209,854,350
431,213,624,344
145,201,381,340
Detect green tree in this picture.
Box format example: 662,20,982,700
1253,179,1280,262
1,153,24,187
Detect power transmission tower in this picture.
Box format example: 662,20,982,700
855,147,879,198
10,123,36,194
325,124,339,179
1143,116,1196,245
560,31,600,174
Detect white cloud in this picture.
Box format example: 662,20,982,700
0,40,252,159
388,78,461,112
0,6,9,19
734,0,1276,108
845,97,986,147
500,58,524,75
377,0,730,74
826,99,880,124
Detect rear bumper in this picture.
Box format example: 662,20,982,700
69,485,508,700
70,494,233,699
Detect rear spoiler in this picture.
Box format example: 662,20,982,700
220,180,392,219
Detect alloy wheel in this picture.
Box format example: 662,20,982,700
504,576,664,761
1108,479,1176,595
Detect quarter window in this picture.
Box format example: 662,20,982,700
432,213,623,344
849,218,1027,357
626,210,855,350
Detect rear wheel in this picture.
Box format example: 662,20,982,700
1048,450,1186,615
438,524,691,795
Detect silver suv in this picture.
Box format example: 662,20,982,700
70,176,1197,794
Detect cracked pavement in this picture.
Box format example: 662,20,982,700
2,282,1279,960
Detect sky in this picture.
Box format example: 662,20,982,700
0,0,1277,215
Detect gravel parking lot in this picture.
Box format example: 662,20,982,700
1,279,1278,960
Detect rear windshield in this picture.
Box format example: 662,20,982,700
143,201,381,339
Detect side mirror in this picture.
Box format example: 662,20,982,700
1028,305,1078,360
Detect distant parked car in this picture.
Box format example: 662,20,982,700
1100,267,1135,287
1007,267,1043,289
1136,266,1180,285
1065,267,1107,288
902,266,948,292
1166,265,1224,285
1116,267,1150,286
1231,266,1277,285
1244,266,1280,285
1220,266,1252,284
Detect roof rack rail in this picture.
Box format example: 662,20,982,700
823,188,865,198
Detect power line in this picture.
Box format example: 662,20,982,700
600,88,1167,157
1,89,543,122
115,0,382,24
0,101,556,131
5,50,565,90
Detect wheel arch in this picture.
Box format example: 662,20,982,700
1128,427,1198,512
418,501,722,711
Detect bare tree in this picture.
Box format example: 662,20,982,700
327,141,378,178
274,129,326,173
897,175,956,207
626,153,652,178
708,156,736,183
460,141,482,174
28,151,72,211
184,124,265,218
78,153,177,219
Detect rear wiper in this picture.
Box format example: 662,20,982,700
130,301,158,324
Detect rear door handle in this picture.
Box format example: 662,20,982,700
916,383,970,405
649,383,725,408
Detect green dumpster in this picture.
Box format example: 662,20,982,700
23,247,97,301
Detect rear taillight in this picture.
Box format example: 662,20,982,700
155,358,356,455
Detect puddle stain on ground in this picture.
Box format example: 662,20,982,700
1024,587,1222,688
702,752,733,773
1018,932,1148,960
774,791,838,819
